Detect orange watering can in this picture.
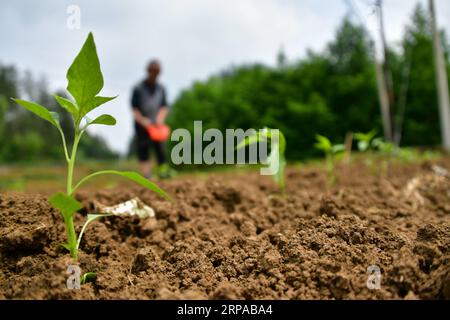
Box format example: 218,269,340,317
147,124,171,142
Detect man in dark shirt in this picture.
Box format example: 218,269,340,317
131,59,169,178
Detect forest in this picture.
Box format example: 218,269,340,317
167,4,450,160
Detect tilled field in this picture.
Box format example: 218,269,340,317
0,159,449,299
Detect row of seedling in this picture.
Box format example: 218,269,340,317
313,129,429,184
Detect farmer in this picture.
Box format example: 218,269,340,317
131,59,170,178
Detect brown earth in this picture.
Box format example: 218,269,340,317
0,159,449,299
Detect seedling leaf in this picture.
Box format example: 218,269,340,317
89,114,116,126
49,192,83,220
66,32,104,116
331,144,345,154
54,95,78,117
80,272,97,285
236,128,286,193
272,152,286,192
270,131,287,192
100,171,170,200
354,130,377,142
73,170,170,200
236,131,266,150
314,134,332,152
357,140,368,152
76,213,111,250
354,129,378,152
277,130,287,154
85,96,117,114
11,99,60,128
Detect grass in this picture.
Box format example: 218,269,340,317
0,159,141,193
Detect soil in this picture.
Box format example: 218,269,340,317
0,159,449,300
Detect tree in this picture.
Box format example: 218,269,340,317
167,18,378,161
399,4,450,147
166,13,450,163
0,63,118,163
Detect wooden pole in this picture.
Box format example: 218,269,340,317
375,62,392,141
376,0,394,141
344,132,353,164
429,0,450,151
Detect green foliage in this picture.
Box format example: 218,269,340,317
9,132,45,162
66,33,116,121
394,4,448,146
166,20,378,160
87,114,116,126
54,95,78,116
11,99,61,128
80,272,97,285
354,129,377,152
314,134,345,157
72,170,170,199
314,134,344,184
372,138,395,155
49,192,83,256
236,129,287,193
11,33,168,261
48,192,83,220
167,9,450,161
0,64,118,163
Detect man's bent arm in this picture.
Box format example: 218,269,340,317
133,107,151,128
156,106,169,124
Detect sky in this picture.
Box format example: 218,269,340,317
1,0,449,154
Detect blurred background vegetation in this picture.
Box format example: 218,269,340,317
0,4,449,165
166,4,450,160
0,67,118,164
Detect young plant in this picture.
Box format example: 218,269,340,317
236,129,287,193
371,137,395,176
12,33,169,260
354,129,377,152
314,134,344,185
372,137,395,155
354,129,379,169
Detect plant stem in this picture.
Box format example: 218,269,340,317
65,216,78,260
326,154,335,186
58,127,70,163
67,131,81,195
65,129,82,260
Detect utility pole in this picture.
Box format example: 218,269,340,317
376,0,394,142
343,0,394,141
375,62,392,140
429,0,450,152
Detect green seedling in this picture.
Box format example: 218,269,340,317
372,138,395,155
236,129,287,193
354,129,378,169
371,137,396,176
80,272,97,285
314,134,344,185
12,33,169,260
354,129,377,152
